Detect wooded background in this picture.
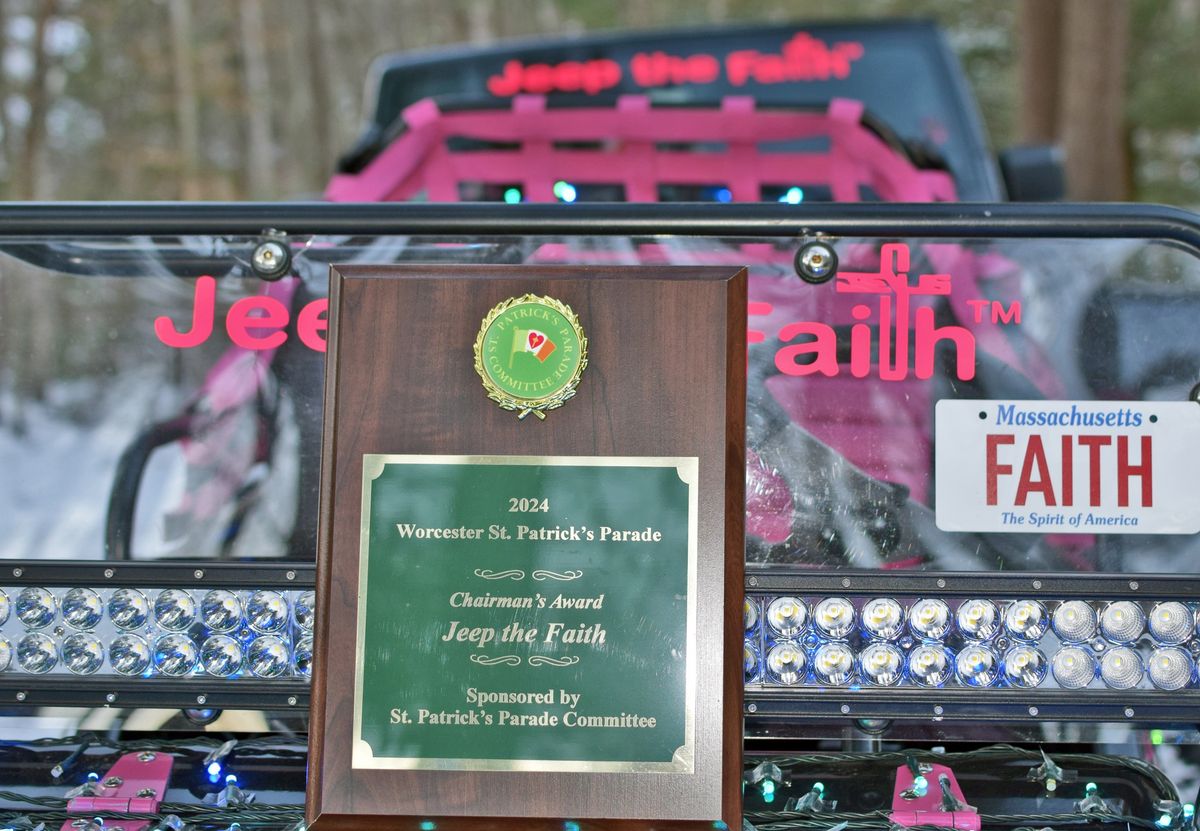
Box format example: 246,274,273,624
0,0,1195,203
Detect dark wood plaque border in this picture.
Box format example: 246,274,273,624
308,265,745,831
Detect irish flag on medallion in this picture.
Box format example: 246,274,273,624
511,328,557,364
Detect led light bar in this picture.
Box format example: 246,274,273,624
745,593,1199,691
0,586,313,679
0,562,314,710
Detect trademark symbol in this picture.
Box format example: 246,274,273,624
967,299,1022,325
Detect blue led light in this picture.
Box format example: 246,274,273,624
779,187,804,204
565,822,581,831
503,188,522,204
225,774,237,785
1157,815,1172,828
761,779,775,803
913,775,928,796
715,187,733,203
207,761,222,778
420,822,437,831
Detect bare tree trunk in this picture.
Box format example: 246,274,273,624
168,0,202,199
303,0,335,177
238,0,275,197
1017,0,1063,144
20,0,56,200
1058,0,1131,200
466,0,494,44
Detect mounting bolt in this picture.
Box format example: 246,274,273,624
794,241,838,284
1124,708,1135,718
840,704,851,714
194,569,205,579
288,696,298,706
11,568,21,578
1129,581,1139,591
136,788,156,798
196,695,207,705
15,691,26,702
106,692,117,703
286,570,296,581
748,576,758,587
1028,706,1039,716
72,820,89,829
251,233,292,281
747,703,758,714
1032,580,1042,589
103,776,123,788
138,752,156,762
933,705,944,715
103,568,114,579
936,578,946,588
841,577,851,588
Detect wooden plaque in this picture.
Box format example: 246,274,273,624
308,265,745,830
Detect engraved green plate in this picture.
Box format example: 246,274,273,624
353,454,698,773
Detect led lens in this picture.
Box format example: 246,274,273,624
860,643,904,686
295,636,314,679
813,642,854,685
862,598,904,641
909,599,951,640
16,587,57,630
62,633,104,675
1149,602,1192,645
108,589,149,631
247,590,289,634
956,599,999,640
0,590,12,625
1148,647,1193,691
956,644,998,687
1100,601,1145,644
1052,601,1097,642
744,599,760,632
247,635,290,678
0,637,11,672
201,635,244,678
813,597,855,639
201,590,243,634
1002,645,1047,688
1100,646,1143,689
1052,646,1096,689
1004,600,1048,641
744,641,760,682
765,597,806,638
154,634,198,677
155,590,197,632
295,591,316,632
909,644,953,687
109,634,151,676
17,633,57,673
765,642,805,685
62,588,104,631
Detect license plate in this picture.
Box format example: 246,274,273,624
935,400,1200,535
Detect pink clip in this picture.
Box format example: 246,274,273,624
889,763,980,831
62,751,174,831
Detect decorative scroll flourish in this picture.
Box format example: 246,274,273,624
469,655,522,666
473,569,526,580
531,569,584,581
527,655,581,667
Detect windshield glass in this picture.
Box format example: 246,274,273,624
0,227,1197,572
